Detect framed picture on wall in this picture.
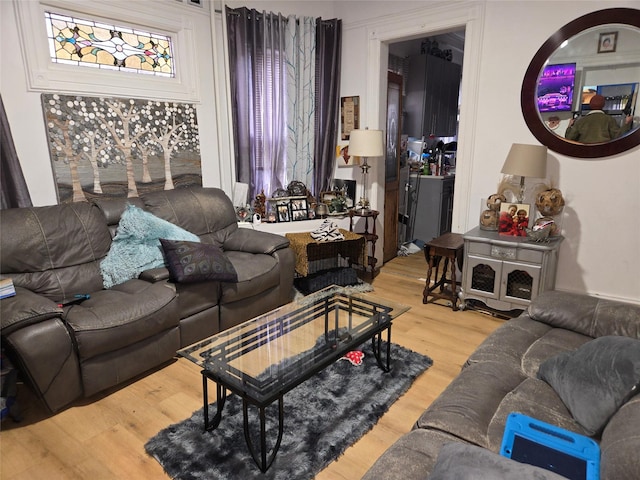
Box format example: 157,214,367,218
597,31,617,53
336,142,361,167
499,203,530,237
340,96,359,140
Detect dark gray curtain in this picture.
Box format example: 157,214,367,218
226,7,287,200
1,95,32,209
313,18,342,198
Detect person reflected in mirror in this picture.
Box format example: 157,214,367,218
565,94,632,143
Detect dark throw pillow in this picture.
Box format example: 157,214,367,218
428,442,567,480
537,335,640,435
160,239,238,284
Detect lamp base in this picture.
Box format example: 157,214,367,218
356,197,370,211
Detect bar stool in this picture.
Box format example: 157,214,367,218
422,232,464,311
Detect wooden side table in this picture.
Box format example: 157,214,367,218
348,209,379,279
422,232,464,311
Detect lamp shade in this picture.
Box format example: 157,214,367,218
348,129,384,157
501,143,548,178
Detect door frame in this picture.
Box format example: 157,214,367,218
359,2,486,267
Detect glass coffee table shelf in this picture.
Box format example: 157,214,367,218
178,286,409,472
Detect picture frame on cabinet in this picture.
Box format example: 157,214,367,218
498,203,530,237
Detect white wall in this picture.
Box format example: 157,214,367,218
1,0,225,204
2,0,639,303
335,0,640,303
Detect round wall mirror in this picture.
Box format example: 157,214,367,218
521,8,640,158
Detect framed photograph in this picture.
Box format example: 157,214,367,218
340,96,359,140
331,179,357,209
276,203,290,223
289,198,309,221
320,191,338,205
597,32,617,53
336,142,361,167
498,203,530,237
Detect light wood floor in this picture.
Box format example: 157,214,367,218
0,252,504,479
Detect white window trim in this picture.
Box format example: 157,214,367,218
15,0,203,102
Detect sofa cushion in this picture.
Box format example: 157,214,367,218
100,204,199,288
428,442,567,480
0,202,111,300
142,187,238,246
64,279,179,359
160,239,238,283
220,251,280,304
538,336,640,435
600,396,640,480
487,378,590,451
362,429,472,480
416,361,527,447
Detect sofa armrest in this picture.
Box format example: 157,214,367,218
0,287,62,336
223,229,290,255
138,267,170,283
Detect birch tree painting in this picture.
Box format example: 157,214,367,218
42,94,201,203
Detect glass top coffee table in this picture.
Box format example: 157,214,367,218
178,286,409,472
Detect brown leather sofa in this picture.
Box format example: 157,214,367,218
0,187,295,413
363,291,640,480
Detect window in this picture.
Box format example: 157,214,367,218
44,11,174,77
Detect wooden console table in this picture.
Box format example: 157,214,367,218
349,209,379,279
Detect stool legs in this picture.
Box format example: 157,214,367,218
449,257,458,311
423,250,459,311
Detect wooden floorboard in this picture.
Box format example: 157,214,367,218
0,252,504,479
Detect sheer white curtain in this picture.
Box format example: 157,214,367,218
285,16,315,191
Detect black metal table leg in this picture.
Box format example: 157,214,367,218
243,396,284,472
202,372,227,431
372,324,392,372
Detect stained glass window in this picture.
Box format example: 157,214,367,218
44,11,175,77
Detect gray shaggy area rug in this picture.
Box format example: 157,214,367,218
145,340,433,479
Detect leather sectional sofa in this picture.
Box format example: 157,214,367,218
363,290,640,480
0,187,295,413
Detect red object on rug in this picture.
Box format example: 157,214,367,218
341,350,364,366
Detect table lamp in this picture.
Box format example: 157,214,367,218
501,143,547,203
348,128,384,210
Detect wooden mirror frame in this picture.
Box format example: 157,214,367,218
521,8,640,158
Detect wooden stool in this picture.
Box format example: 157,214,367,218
422,233,464,311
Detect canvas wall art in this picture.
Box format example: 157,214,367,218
42,93,202,203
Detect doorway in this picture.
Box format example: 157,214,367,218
386,30,465,255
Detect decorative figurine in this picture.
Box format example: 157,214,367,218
254,190,266,218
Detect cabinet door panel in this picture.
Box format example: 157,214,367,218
501,261,541,306
465,255,502,300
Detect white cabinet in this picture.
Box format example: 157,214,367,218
460,227,562,312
